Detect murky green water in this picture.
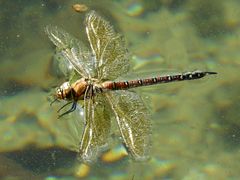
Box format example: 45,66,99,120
0,0,240,179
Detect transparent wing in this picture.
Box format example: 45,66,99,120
106,90,151,160
45,25,95,78
78,86,111,162
85,10,130,80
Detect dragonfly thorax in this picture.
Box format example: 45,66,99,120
56,78,88,101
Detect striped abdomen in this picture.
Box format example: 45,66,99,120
102,70,217,90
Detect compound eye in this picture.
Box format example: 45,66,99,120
56,82,71,100
56,88,63,99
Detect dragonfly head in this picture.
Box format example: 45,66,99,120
56,81,72,100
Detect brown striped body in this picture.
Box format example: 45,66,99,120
101,70,217,91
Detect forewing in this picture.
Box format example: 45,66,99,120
106,90,151,160
45,25,94,78
78,87,111,162
85,11,130,80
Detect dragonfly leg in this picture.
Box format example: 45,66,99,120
58,101,77,118
50,98,58,106
57,101,73,113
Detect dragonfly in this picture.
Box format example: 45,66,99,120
45,10,217,162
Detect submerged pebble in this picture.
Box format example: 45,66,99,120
75,163,90,178
72,4,88,13
101,145,128,163
126,1,144,17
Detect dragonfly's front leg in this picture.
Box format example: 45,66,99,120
57,101,72,113
58,101,77,118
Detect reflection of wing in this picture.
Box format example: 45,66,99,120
45,25,94,78
85,11,130,80
57,104,85,152
78,86,111,162
53,52,74,77
52,52,81,85
106,90,151,160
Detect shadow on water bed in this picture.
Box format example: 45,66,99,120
4,147,77,174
